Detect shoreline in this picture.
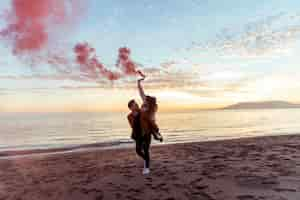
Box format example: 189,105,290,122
0,140,133,158
1,133,299,159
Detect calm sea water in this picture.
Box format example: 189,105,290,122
1,109,300,151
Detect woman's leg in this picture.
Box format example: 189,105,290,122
135,138,145,160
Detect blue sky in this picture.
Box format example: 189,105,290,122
1,0,300,112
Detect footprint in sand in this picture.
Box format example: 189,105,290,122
95,194,103,200
127,188,141,193
115,192,122,198
236,194,257,200
151,183,166,190
235,174,278,188
163,197,176,200
190,191,215,200
172,182,184,187
126,195,141,200
188,178,214,200
274,188,297,192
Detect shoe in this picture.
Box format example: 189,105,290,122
142,168,150,175
159,137,163,142
153,132,163,142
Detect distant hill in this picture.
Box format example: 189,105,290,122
223,101,300,110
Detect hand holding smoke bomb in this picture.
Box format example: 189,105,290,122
138,70,146,79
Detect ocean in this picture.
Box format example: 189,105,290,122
1,109,300,152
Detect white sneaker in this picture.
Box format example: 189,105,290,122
142,168,150,175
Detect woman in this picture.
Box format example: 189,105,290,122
137,77,163,174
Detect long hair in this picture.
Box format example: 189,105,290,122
145,95,158,116
140,96,159,135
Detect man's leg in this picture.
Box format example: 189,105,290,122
135,138,145,160
143,134,151,169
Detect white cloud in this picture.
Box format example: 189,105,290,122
189,13,300,59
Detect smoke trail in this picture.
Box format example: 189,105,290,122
116,47,145,78
74,42,122,81
0,0,77,53
0,0,145,81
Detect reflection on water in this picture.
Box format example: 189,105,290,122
1,109,300,151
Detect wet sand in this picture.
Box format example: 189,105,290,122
1,135,300,200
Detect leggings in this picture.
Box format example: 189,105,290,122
135,134,151,168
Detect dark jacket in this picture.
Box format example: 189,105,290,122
127,112,142,140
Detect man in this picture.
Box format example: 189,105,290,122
127,99,141,141
127,99,151,175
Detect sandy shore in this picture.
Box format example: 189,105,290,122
1,135,300,200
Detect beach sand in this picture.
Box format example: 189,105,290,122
1,135,300,200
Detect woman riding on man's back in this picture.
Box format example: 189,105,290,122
127,77,163,175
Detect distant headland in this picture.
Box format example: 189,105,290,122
222,101,300,110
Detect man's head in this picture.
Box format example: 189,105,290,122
128,99,139,111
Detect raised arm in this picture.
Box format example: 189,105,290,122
138,78,146,102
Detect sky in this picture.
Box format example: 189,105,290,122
1,0,300,112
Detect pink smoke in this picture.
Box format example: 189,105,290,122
73,43,145,81
117,47,145,78
74,43,121,81
0,0,75,53
0,0,145,81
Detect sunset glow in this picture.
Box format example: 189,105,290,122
1,0,300,112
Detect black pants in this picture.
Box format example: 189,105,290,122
135,134,151,168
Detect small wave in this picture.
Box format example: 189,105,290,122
52,137,83,142
88,129,105,132
164,129,207,134
119,140,134,144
